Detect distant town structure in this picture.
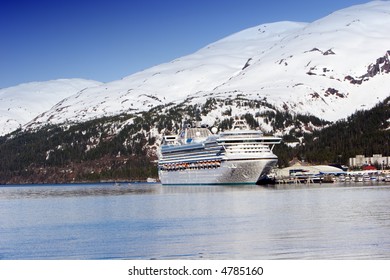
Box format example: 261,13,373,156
349,154,389,169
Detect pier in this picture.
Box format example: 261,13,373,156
266,162,390,184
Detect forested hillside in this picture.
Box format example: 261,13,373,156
0,97,388,184
297,97,390,165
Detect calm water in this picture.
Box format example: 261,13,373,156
0,182,389,260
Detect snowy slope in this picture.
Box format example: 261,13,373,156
26,21,305,129
9,1,390,132
216,1,390,120
0,79,102,135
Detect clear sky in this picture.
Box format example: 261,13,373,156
0,0,376,88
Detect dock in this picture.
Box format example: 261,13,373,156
265,163,390,184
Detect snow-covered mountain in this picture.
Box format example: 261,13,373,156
0,79,102,135
2,1,390,135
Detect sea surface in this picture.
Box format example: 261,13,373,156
0,182,389,260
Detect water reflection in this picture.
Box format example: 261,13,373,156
1,182,389,199
1,182,390,259
161,184,270,194
0,183,160,199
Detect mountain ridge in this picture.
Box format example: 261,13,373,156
0,79,102,135
1,1,390,136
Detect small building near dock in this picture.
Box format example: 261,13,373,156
277,163,345,178
272,162,345,184
349,154,389,169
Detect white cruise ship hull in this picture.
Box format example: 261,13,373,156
158,119,281,185
159,158,277,185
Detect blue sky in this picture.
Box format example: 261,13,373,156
0,0,375,88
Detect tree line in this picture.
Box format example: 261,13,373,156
0,97,388,184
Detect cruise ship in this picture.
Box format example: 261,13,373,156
157,120,282,185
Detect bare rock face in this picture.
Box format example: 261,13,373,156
324,88,346,98
345,50,390,84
